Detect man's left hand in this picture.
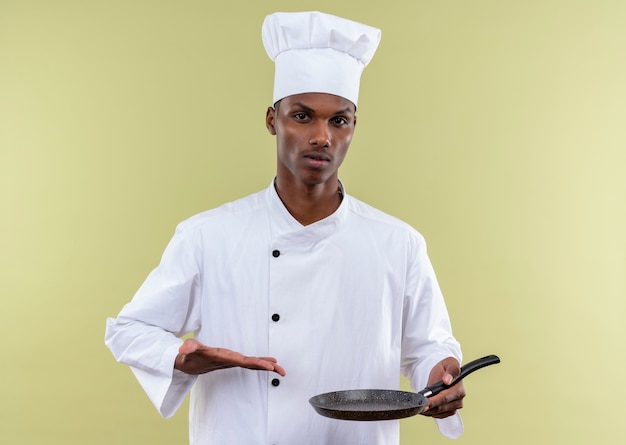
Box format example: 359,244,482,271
421,357,466,419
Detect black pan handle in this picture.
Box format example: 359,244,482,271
418,354,500,398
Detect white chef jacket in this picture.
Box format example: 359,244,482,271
105,181,463,444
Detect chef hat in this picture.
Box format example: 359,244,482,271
262,11,381,107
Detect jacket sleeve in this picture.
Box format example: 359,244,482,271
400,230,464,438
104,223,203,418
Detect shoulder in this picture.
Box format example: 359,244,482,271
175,188,268,235
345,195,425,242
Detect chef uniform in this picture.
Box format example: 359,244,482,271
105,11,463,445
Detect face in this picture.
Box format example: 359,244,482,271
266,93,357,189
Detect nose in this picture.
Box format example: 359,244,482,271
308,122,330,148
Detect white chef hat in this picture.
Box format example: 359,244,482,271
262,11,381,107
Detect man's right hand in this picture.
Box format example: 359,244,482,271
174,338,286,376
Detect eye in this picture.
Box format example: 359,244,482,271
331,116,349,125
293,112,309,121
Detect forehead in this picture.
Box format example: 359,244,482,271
279,93,356,113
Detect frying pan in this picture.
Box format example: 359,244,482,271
309,354,500,421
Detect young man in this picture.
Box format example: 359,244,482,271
106,11,465,444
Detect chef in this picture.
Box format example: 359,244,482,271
105,11,465,445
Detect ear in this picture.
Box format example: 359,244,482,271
266,107,277,135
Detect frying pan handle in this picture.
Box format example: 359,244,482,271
418,354,501,398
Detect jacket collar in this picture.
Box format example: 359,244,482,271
265,179,349,244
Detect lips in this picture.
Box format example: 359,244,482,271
303,152,331,168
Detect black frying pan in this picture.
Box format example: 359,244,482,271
309,354,500,421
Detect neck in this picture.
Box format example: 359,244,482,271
274,178,343,226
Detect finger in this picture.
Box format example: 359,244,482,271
258,357,286,375
429,389,465,408
422,402,463,418
242,357,286,376
272,363,286,377
240,356,274,370
178,338,202,355
428,400,464,419
444,360,461,379
423,386,465,418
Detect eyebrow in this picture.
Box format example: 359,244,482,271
290,102,355,116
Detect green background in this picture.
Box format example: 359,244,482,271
2,1,625,443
